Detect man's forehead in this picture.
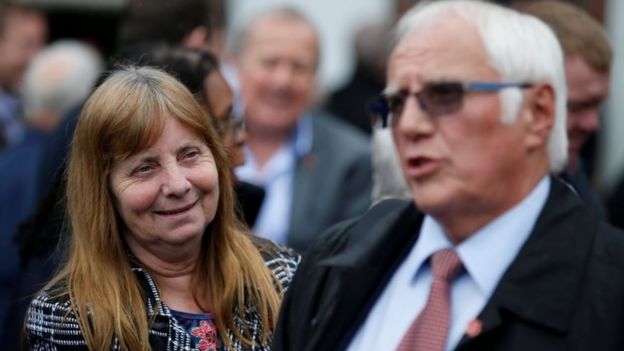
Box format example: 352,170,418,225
249,15,317,43
392,14,481,57
565,55,610,102
244,15,319,62
387,18,494,87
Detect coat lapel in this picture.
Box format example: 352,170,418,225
310,200,424,350
458,177,598,348
288,150,319,249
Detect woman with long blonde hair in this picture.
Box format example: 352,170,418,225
26,66,300,350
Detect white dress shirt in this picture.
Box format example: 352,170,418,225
347,176,551,351
235,115,313,245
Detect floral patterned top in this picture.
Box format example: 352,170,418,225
171,310,222,351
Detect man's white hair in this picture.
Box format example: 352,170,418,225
394,0,568,172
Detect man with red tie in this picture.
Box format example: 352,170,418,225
272,1,624,350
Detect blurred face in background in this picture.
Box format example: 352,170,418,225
203,70,246,167
0,7,47,91
236,14,318,137
564,55,610,170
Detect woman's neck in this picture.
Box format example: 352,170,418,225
154,273,207,313
128,242,209,313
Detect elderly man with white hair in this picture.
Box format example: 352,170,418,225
272,1,624,351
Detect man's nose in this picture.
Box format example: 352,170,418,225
271,64,296,86
395,95,436,137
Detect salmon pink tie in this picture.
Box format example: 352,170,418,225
396,249,463,351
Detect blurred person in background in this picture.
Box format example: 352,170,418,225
0,1,47,150
324,21,390,135
119,0,224,58
25,66,300,350
233,7,372,251
518,0,612,220
0,39,103,342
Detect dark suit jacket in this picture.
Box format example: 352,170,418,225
287,112,371,251
273,177,624,351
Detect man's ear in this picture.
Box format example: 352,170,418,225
522,83,555,150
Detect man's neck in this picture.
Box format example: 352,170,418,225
246,127,295,168
438,170,548,244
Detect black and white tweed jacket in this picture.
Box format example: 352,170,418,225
26,240,301,350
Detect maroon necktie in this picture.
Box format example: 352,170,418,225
396,249,464,351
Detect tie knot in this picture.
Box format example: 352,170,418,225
430,249,463,281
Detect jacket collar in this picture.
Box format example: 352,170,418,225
132,266,169,317
319,198,423,269
307,199,423,350
459,177,597,346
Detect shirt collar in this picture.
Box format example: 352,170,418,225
411,176,551,297
237,112,313,177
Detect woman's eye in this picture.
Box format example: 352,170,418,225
183,149,201,160
133,164,154,175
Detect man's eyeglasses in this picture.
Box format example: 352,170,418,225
369,81,533,128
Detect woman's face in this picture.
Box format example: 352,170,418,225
109,115,220,252
204,70,246,167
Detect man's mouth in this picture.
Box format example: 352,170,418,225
405,156,441,178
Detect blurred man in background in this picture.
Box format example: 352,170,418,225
233,7,372,251
520,0,612,219
0,2,47,149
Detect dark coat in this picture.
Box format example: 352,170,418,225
273,177,624,351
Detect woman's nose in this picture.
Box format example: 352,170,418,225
161,165,192,197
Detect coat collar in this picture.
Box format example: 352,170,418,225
318,198,422,269
132,266,169,316
307,199,423,350
459,177,598,346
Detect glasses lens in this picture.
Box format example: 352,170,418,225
421,82,464,116
386,92,407,123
